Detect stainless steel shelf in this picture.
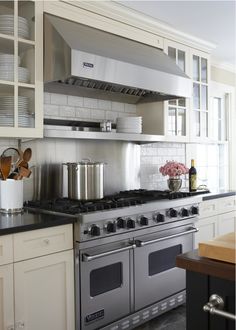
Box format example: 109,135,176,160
43,126,165,144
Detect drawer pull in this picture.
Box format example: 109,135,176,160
203,294,236,321
43,239,50,245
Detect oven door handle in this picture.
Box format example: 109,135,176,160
135,226,199,247
82,244,136,262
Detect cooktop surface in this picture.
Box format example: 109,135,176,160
25,189,210,215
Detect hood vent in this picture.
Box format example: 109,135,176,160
44,14,192,104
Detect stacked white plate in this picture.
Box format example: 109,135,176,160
0,52,30,83
0,15,29,39
0,66,29,83
116,116,142,134
0,96,33,127
0,53,20,66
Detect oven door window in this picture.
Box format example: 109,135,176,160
149,244,182,276
90,262,122,297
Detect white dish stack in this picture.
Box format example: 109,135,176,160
0,53,30,83
0,96,33,127
116,116,142,134
0,15,29,39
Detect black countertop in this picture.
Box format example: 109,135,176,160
202,190,236,201
0,210,75,236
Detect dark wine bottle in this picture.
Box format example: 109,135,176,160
189,159,197,192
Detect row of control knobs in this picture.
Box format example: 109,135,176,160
89,216,148,236
88,206,199,236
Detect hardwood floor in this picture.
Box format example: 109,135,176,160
134,304,186,330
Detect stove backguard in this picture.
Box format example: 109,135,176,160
22,138,140,201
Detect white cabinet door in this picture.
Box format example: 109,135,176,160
195,216,218,248
14,250,75,330
189,49,211,142
0,264,14,330
163,39,190,142
218,211,236,236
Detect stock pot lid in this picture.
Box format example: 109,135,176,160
65,160,105,166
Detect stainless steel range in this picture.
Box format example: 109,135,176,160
26,189,208,330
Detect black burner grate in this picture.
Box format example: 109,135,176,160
25,189,210,215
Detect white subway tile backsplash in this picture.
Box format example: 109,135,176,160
59,105,75,118
68,95,83,107
124,104,136,113
51,93,67,105
90,109,105,120
112,101,125,112
75,107,91,119
98,100,112,111
44,104,59,117
84,97,98,109
140,142,186,190
105,111,119,122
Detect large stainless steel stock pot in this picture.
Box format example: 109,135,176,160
64,159,105,200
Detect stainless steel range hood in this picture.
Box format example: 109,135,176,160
44,14,192,104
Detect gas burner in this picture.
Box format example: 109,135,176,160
25,189,210,215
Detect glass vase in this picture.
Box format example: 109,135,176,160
167,177,182,192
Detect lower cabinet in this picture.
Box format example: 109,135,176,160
195,216,218,248
0,264,14,330
196,198,236,248
0,225,75,330
218,211,236,236
14,250,75,330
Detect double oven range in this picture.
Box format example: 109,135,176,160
26,189,207,330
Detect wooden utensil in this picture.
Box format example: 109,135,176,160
16,148,32,169
19,166,32,178
0,156,12,180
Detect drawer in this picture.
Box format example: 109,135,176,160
13,224,73,262
218,196,236,214
0,234,13,266
200,200,218,218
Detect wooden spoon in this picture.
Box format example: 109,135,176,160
0,156,12,180
19,166,32,178
16,148,32,169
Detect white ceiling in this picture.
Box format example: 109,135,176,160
117,1,236,69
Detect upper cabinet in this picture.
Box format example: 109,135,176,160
163,40,191,142
0,0,43,138
189,49,210,142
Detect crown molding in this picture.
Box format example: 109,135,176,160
211,59,236,74
71,0,216,53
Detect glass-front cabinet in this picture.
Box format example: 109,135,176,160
0,0,43,138
163,40,190,142
190,49,210,141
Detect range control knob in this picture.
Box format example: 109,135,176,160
116,217,126,229
180,208,189,217
191,206,199,215
168,208,178,218
106,222,117,233
127,218,136,229
89,225,100,236
155,213,165,223
139,216,149,226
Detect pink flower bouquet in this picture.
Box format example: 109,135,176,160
159,161,189,178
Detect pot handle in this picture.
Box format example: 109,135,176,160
81,158,91,163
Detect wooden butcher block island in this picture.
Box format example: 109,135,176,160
198,233,235,264
176,233,235,330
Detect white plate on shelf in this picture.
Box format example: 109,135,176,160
0,67,30,83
